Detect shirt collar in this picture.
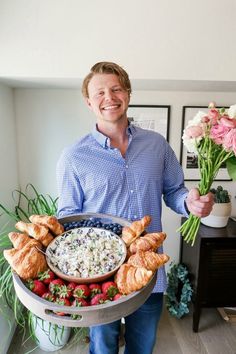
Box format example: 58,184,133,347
92,123,134,148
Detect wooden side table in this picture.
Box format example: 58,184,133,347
180,218,236,332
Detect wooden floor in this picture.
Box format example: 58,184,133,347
7,303,236,354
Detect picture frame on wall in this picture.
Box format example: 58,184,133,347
180,106,231,181
127,105,170,141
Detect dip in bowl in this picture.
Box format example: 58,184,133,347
46,227,127,283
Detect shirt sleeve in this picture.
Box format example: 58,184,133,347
162,144,189,216
56,149,84,217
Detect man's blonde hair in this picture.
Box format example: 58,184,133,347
82,62,132,98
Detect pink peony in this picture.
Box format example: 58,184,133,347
185,125,203,139
223,128,236,154
210,124,230,145
201,115,210,123
220,116,236,128
208,109,219,125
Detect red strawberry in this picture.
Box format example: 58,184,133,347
89,283,102,297
27,279,47,297
67,282,77,292
58,285,72,299
72,298,90,307
38,269,55,284
55,297,71,316
90,293,108,306
49,279,65,295
113,293,123,301
102,281,118,299
42,292,56,302
73,284,90,298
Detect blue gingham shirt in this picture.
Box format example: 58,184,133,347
56,124,189,292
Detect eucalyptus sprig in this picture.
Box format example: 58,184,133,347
166,263,193,319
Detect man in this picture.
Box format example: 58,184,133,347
56,61,213,354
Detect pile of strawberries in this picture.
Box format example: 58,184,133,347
26,269,123,316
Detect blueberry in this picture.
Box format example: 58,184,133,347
88,221,93,227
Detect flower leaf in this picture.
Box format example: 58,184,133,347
226,156,236,180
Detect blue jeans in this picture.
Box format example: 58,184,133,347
89,293,163,354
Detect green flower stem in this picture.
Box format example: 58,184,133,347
178,139,233,246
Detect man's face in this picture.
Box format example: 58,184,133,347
86,73,130,125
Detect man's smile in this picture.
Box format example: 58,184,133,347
102,104,120,111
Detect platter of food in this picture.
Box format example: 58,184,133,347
8,212,169,327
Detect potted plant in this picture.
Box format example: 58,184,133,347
201,185,232,228
0,184,87,352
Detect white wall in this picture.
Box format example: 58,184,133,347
0,0,236,82
0,83,18,354
14,88,236,269
14,89,94,196
0,84,19,212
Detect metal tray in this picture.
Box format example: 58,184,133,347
12,213,157,327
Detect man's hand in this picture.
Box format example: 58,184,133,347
185,188,214,217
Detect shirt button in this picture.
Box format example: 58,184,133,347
125,165,128,168
134,215,137,219
130,190,134,193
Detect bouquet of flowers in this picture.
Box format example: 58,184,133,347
178,102,236,245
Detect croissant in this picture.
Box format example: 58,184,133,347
129,232,166,254
15,221,53,247
128,251,169,271
114,263,153,295
8,232,32,249
122,215,152,246
29,214,64,236
3,239,47,280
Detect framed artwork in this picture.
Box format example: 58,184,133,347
127,105,170,141
180,106,231,181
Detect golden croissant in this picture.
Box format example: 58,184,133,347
3,239,47,280
8,232,32,249
128,251,169,271
15,221,53,247
122,215,151,246
129,232,166,254
114,263,153,295
29,214,64,236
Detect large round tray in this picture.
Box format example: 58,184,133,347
12,213,157,327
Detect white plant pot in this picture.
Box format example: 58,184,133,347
201,202,232,228
31,315,71,352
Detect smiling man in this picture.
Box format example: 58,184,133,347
56,62,213,354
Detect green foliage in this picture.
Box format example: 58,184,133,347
166,263,193,319
226,156,236,181
210,185,230,203
0,184,58,328
0,184,87,349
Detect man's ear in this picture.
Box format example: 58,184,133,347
85,97,92,110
